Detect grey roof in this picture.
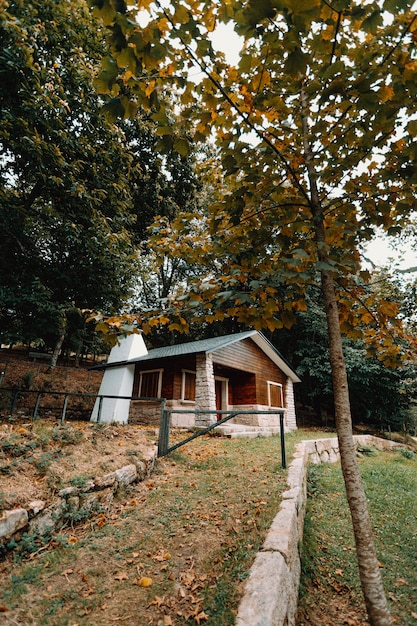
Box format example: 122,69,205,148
129,330,257,362
94,330,301,383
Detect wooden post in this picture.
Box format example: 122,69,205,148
61,395,69,424
10,391,19,416
33,393,42,420
96,396,103,423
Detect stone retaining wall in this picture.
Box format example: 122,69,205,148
0,447,157,550
235,435,403,626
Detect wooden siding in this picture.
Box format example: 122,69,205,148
133,355,196,400
132,339,288,408
213,338,286,406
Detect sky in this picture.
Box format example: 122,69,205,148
364,235,416,271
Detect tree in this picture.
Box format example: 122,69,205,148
271,288,415,431
92,1,417,622
0,0,137,351
0,0,201,357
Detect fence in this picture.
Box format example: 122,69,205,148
0,388,287,467
0,388,162,425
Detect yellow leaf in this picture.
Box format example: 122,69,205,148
145,80,156,97
379,85,394,102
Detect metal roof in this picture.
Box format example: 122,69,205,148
94,330,301,383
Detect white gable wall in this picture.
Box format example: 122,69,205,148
90,333,147,423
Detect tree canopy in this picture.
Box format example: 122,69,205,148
91,0,417,361
0,0,201,352
91,1,417,623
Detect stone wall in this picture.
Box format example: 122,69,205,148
0,448,157,551
235,435,404,626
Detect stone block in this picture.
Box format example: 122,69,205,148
263,500,299,570
28,500,46,518
236,551,291,626
29,499,67,536
0,508,28,540
95,472,117,489
115,464,137,486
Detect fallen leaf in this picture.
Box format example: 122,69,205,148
195,610,209,624
0,606,9,613
61,568,74,576
163,617,173,626
114,571,129,581
335,569,344,576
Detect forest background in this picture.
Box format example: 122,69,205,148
1,0,417,435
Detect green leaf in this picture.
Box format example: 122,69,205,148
243,0,276,27
284,48,309,76
361,10,383,34
173,137,190,157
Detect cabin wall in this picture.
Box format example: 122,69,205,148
213,339,286,406
129,340,296,429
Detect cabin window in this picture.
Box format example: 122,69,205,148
139,369,163,398
182,370,196,401
268,381,283,408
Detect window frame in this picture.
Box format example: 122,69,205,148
138,369,163,398
267,381,284,408
181,369,196,402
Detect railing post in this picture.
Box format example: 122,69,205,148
33,392,42,420
10,391,19,416
97,395,103,424
280,412,286,469
158,399,170,457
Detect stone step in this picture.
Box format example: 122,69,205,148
215,425,282,438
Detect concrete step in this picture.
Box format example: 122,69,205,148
215,424,282,438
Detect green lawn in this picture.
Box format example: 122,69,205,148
298,446,417,625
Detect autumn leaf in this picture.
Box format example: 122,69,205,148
114,571,129,581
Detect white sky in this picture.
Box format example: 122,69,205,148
364,236,416,271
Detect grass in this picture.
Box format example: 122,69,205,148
0,428,321,626
297,447,417,625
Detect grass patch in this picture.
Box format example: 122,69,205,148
0,428,322,625
297,447,417,625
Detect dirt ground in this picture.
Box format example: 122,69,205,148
0,419,158,511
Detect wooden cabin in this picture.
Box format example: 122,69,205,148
127,331,300,430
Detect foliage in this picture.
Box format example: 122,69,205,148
90,0,416,363
270,289,417,430
0,0,202,354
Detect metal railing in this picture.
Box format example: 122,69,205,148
158,408,287,468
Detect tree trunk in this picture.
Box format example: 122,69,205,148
300,84,392,625
320,269,392,626
50,318,66,369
